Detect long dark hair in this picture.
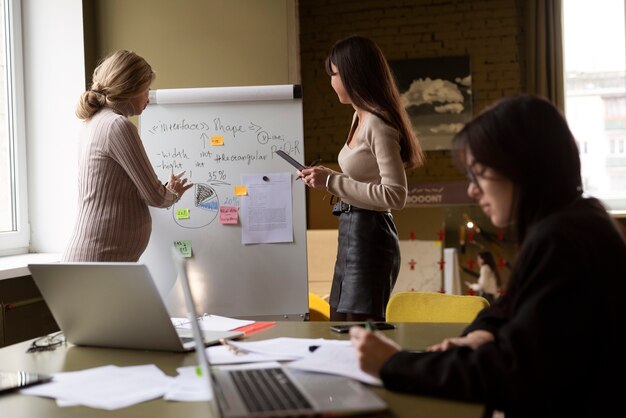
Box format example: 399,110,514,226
478,251,502,287
453,95,582,244
325,35,424,169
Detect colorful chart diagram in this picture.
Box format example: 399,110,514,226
172,183,220,228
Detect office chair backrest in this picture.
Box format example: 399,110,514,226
386,291,489,323
308,292,331,321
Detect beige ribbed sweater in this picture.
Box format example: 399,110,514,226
62,101,177,261
327,111,407,211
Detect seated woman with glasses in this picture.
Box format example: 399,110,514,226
350,94,626,418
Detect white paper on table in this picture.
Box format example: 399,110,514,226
164,362,282,402
215,361,282,371
164,366,212,402
240,172,293,244
225,337,352,359
21,364,173,410
206,345,297,364
171,314,254,331
286,345,382,386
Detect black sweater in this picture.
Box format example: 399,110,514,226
380,198,626,418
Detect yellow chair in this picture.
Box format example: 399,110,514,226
385,291,489,323
308,292,330,321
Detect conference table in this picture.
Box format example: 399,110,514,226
0,321,484,418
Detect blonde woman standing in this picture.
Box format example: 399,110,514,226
63,50,192,262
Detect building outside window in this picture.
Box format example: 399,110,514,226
0,0,28,255
563,0,626,212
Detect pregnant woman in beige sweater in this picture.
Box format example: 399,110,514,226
63,50,192,262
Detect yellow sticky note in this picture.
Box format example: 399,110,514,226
174,240,192,258
234,185,248,196
210,136,224,146
175,208,190,219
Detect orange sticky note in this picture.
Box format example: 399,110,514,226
219,206,238,224
234,185,247,196
211,136,224,146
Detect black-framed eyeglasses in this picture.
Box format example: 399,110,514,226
465,161,485,190
26,331,65,353
466,169,479,186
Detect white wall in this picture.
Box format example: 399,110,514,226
22,0,84,252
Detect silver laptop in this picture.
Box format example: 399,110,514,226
173,250,388,418
28,262,242,352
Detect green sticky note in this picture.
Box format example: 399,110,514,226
174,240,192,258
176,208,190,219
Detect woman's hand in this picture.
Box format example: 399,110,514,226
350,326,401,378
299,166,331,189
426,330,494,352
167,171,194,199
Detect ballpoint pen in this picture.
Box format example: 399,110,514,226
365,320,376,332
298,159,322,182
219,338,249,356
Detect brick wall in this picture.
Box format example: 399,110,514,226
299,0,525,182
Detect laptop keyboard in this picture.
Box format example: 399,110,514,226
229,367,313,413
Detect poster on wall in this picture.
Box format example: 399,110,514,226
392,240,442,294
389,56,472,150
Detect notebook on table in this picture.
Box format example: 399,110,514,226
172,249,388,417
28,262,242,352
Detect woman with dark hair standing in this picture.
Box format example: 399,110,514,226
468,251,502,303
350,95,626,417
63,50,193,262
300,35,424,321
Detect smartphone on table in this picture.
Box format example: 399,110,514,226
329,322,396,333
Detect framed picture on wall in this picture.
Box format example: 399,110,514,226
389,56,472,150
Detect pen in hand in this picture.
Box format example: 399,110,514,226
365,320,376,332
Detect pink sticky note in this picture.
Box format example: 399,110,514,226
219,205,239,224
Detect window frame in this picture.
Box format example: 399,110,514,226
562,0,626,214
0,0,29,255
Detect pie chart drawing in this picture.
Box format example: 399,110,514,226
172,183,220,228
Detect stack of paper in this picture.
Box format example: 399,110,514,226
20,365,173,410
205,337,380,385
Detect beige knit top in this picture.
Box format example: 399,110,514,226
62,101,178,262
326,111,408,211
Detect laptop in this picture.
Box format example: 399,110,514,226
173,250,388,417
28,262,242,352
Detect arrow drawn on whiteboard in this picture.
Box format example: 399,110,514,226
200,133,210,148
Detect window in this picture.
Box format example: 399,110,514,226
0,0,28,254
563,0,626,212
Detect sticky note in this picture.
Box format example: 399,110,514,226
174,240,192,258
210,136,224,146
175,208,190,219
219,206,238,224
234,185,248,196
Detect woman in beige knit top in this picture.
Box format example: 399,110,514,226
63,50,192,262
300,36,424,321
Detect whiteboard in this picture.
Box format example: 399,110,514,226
139,85,308,320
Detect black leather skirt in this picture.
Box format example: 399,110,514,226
329,205,400,318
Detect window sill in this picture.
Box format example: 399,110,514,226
0,253,61,281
